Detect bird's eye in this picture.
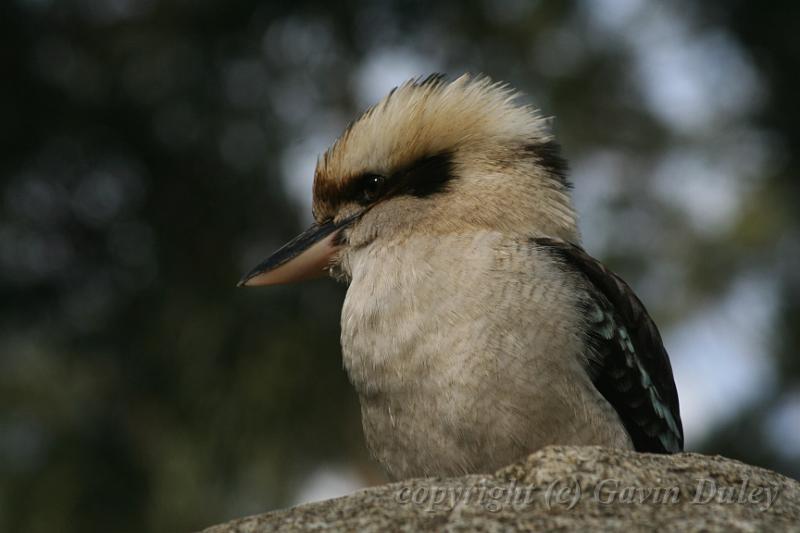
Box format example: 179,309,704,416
360,174,386,203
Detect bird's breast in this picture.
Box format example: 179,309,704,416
341,232,511,478
340,232,499,396
338,232,630,479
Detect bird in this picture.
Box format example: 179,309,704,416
239,74,684,481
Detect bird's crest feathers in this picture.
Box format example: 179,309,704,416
313,74,553,218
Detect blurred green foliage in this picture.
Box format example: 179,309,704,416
0,0,798,531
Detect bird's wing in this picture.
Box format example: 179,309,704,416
533,237,684,453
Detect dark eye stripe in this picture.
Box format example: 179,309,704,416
524,140,571,190
398,152,454,198
340,151,455,206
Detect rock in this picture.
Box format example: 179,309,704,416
200,446,800,532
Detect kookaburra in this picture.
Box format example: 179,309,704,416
239,74,684,481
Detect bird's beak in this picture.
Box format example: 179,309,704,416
238,218,353,287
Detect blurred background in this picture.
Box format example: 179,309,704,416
1,0,798,531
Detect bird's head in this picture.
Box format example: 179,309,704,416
239,74,578,287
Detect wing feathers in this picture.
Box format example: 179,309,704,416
534,237,684,453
